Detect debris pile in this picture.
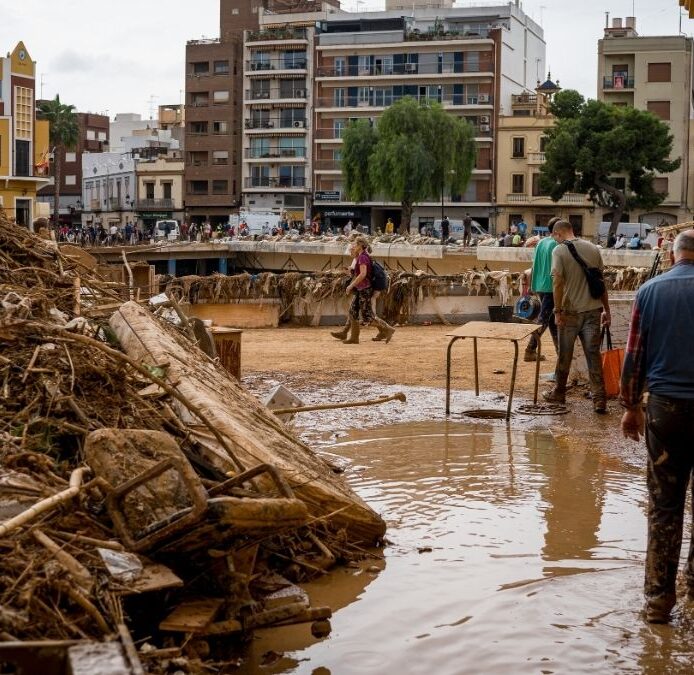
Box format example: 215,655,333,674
0,214,385,673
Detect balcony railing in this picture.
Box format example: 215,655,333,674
405,28,491,41
313,123,490,140
246,28,308,42
506,193,586,204
316,62,489,77
313,159,342,171
244,176,306,188
511,93,537,105
245,148,306,159
315,93,493,108
247,58,308,72
189,100,210,107
603,75,635,89
246,88,308,100
244,118,308,130
136,198,175,210
527,152,546,164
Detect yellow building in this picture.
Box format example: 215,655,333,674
495,77,599,237
0,41,50,228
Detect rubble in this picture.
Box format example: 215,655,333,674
0,214,385,673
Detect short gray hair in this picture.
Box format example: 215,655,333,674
673,230,694,254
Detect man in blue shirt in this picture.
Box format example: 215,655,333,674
621,229,694,623
524,217,559,362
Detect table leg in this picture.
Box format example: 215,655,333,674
445,337,457,415
473,337,479,397
507,339,519,420
533,335,541,405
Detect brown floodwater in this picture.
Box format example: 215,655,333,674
238,417,694,675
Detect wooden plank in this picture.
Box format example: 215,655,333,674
446,320,536,341
116,562,184,596
159,599,224,633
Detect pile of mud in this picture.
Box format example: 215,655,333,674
0,214,384,673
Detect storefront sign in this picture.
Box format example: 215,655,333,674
314,191,341,202
324,210,356,218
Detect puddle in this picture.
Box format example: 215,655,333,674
238,420,694,674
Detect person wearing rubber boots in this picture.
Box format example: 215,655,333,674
620,229,694,624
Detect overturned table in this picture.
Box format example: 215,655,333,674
445,321,541,420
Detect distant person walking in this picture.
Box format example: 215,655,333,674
342,237,395,345
385,218,394,235
441,215,450,244
542,219,611,413
620,229,694,624
463,213,473,247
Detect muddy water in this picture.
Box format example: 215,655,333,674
240,418,694,675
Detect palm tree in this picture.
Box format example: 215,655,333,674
38,96,79,233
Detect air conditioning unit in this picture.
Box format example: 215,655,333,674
479,94,490,103
405,63,417,73
295,89,307,97
293,120,306,128
480,124,491,132
480,115,490,124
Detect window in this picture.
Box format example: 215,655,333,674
539,136,548,152
190,121,208,134
212,120,228,134
162,183,172,200
334,88,345,107
279,165,304,187
611,176,626,191
250,137,270,157
144,182,155,199
653,177,668,194
512,174,525,194
465,51,480,72
279,137,305,157
512,137,525,158
212,150,229,165
212,180,228,194
568,215,583,235
65,152,77,163
279,108,305,127
98,131,107,141
65,175,76,186
334,119,345,138
86,129,96,141
358,87,370,106
213,90,230,103
647,100,670,120
648,62,671,83
214,60,229,74
231,7,239,14
188,180,208,194
531,173,546,197
192,61,209,74
280,79,305,98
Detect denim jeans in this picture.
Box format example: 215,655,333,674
644,394,694,608
527,292,558,354
555,308,605,400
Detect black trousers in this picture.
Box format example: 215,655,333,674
645,393,694,607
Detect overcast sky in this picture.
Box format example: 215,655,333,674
0,0,689,119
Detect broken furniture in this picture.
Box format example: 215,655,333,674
445,320,541,420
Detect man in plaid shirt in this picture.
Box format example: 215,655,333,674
621,229,694,623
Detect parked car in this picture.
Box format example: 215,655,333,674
433,218,487,241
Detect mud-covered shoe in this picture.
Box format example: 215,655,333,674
542,388,566,405
593,398,607,414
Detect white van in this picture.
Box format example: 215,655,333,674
433,218,487,241
154,220,180,241
595,222,656,246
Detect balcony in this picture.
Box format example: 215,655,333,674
189,99,210,107
245,88,308,100
245,148,306,159
315,93,493,109
244,118,308,131
314,128,344,140
527,152,546,164
136,198,175,210
506,193,586,204
316,62,490,78
602,75,635,90
244,176,306,189
313,159,342,172
246,58,308,72
511,93,537,106
246,28,308,42
405,28,491,41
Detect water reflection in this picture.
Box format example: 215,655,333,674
242,421,693,674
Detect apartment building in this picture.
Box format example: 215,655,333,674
311,2,544,232
597,17,694,226
0,41,50,228
37,110,109,228
81,153,137,230
495,77,598,237
136,156,185,231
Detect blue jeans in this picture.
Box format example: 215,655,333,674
645,394,694,608
527,292,558,354
555,309,605,400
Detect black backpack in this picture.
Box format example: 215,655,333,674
370,259,389,291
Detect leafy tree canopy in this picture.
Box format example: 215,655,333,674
540,96,680,236
342,97,476,232
548,89,585,119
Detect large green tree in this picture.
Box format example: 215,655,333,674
38,96,79,232
342,97,476,233
540,91,680,238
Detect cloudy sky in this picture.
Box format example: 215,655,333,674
0,0,689,119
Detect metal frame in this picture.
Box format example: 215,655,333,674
445,321,541,420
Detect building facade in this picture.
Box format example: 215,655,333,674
0,41,50,228
135,156,185,231
597,17,694,226
495,78,599,237
36,110,109,228
81,153,137,231
308,3,544,232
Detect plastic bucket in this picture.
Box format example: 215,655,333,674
488,305,513,323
